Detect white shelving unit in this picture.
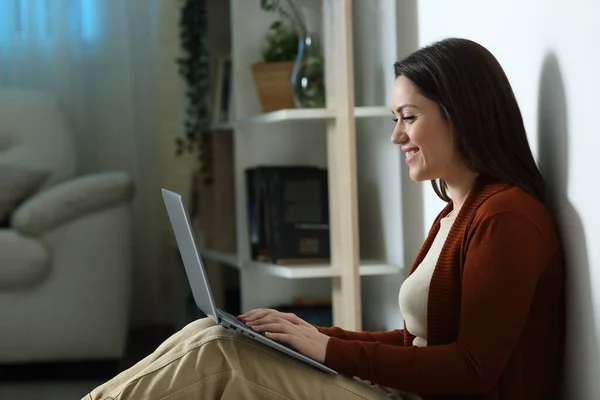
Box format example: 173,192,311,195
245,260,400,279
201,0,408,331
200,249,401,279
237,108,334,125
200,249,239,269
211,106,391,130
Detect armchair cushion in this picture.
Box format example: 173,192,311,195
0,164,48,226
11,171,134,236
0,230,50,289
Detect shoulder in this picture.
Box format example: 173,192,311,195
472,185,557,242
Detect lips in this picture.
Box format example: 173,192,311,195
403,147,420,163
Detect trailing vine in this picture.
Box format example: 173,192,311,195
176,0,213,185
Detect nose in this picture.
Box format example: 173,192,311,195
390,124,408,145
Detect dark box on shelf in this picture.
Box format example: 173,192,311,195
246,166,330,264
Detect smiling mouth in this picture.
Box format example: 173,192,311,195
405,148,420,160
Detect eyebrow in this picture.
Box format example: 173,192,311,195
391,104,419,114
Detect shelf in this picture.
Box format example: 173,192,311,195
200,249,401,279
245,260,403,279
200,249,240,269
236,108,335,126
200,248,402,279
208,107,391,130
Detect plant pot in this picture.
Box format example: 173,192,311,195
252,61,295,112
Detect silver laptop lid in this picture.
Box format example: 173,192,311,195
161,189,219,322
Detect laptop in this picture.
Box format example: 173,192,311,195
161,188,337,374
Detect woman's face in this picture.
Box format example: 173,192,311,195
390,76,460,182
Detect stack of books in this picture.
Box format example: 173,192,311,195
245,166,330,265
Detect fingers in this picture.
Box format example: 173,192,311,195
238,308,260,320
239,308,270,322
280,312,310,327
250,319,295,334
246,314,285,327
292,314,312,327
239,309,307,328
284,312,302,325
240,309,295,324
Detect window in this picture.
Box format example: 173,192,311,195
0,0,100,42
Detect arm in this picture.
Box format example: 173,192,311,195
241,308,405,345
316,326,405,345
11,172,134,236
323,212,553,395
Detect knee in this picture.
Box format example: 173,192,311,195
182,317,218,333
180,318,235,343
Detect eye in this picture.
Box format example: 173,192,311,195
402,116,417,123
392,117,398,124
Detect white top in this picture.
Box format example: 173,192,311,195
398,211,457,347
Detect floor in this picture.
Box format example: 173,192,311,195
0,326,175,400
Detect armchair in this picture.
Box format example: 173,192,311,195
0,89,134,363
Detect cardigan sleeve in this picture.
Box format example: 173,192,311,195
316,326,405,345
323,211,553,395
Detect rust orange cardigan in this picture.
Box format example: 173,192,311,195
319,177,565,400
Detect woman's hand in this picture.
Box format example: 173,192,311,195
239,308,314,329
238,308,331,363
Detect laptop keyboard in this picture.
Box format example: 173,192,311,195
220,310,250,327
220,310,264,334
219,310,295,349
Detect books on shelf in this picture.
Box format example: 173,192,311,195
246,166,330,265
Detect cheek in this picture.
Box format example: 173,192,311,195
440,134,458,163
417,131,455,167
432,144,456,168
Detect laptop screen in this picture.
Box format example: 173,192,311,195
162,188,219,322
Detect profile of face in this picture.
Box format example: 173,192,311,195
390,76,461,182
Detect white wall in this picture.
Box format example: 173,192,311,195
413,1,600,397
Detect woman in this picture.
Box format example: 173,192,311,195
85,38,564,400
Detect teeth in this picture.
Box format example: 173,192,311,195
405,150,418,158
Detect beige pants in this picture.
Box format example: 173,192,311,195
83,318,405,400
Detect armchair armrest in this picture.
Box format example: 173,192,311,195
11,171,134,236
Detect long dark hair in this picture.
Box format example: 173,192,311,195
394,38,546,203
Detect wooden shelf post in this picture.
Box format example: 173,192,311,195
324,0,362,331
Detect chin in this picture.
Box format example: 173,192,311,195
408,169,432,182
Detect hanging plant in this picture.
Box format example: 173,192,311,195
175,0,213,185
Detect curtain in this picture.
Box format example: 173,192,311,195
0,0,160,174
0,0,169,326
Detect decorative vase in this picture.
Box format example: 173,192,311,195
290,33,326,108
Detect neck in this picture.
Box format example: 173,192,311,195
445,169,479,213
